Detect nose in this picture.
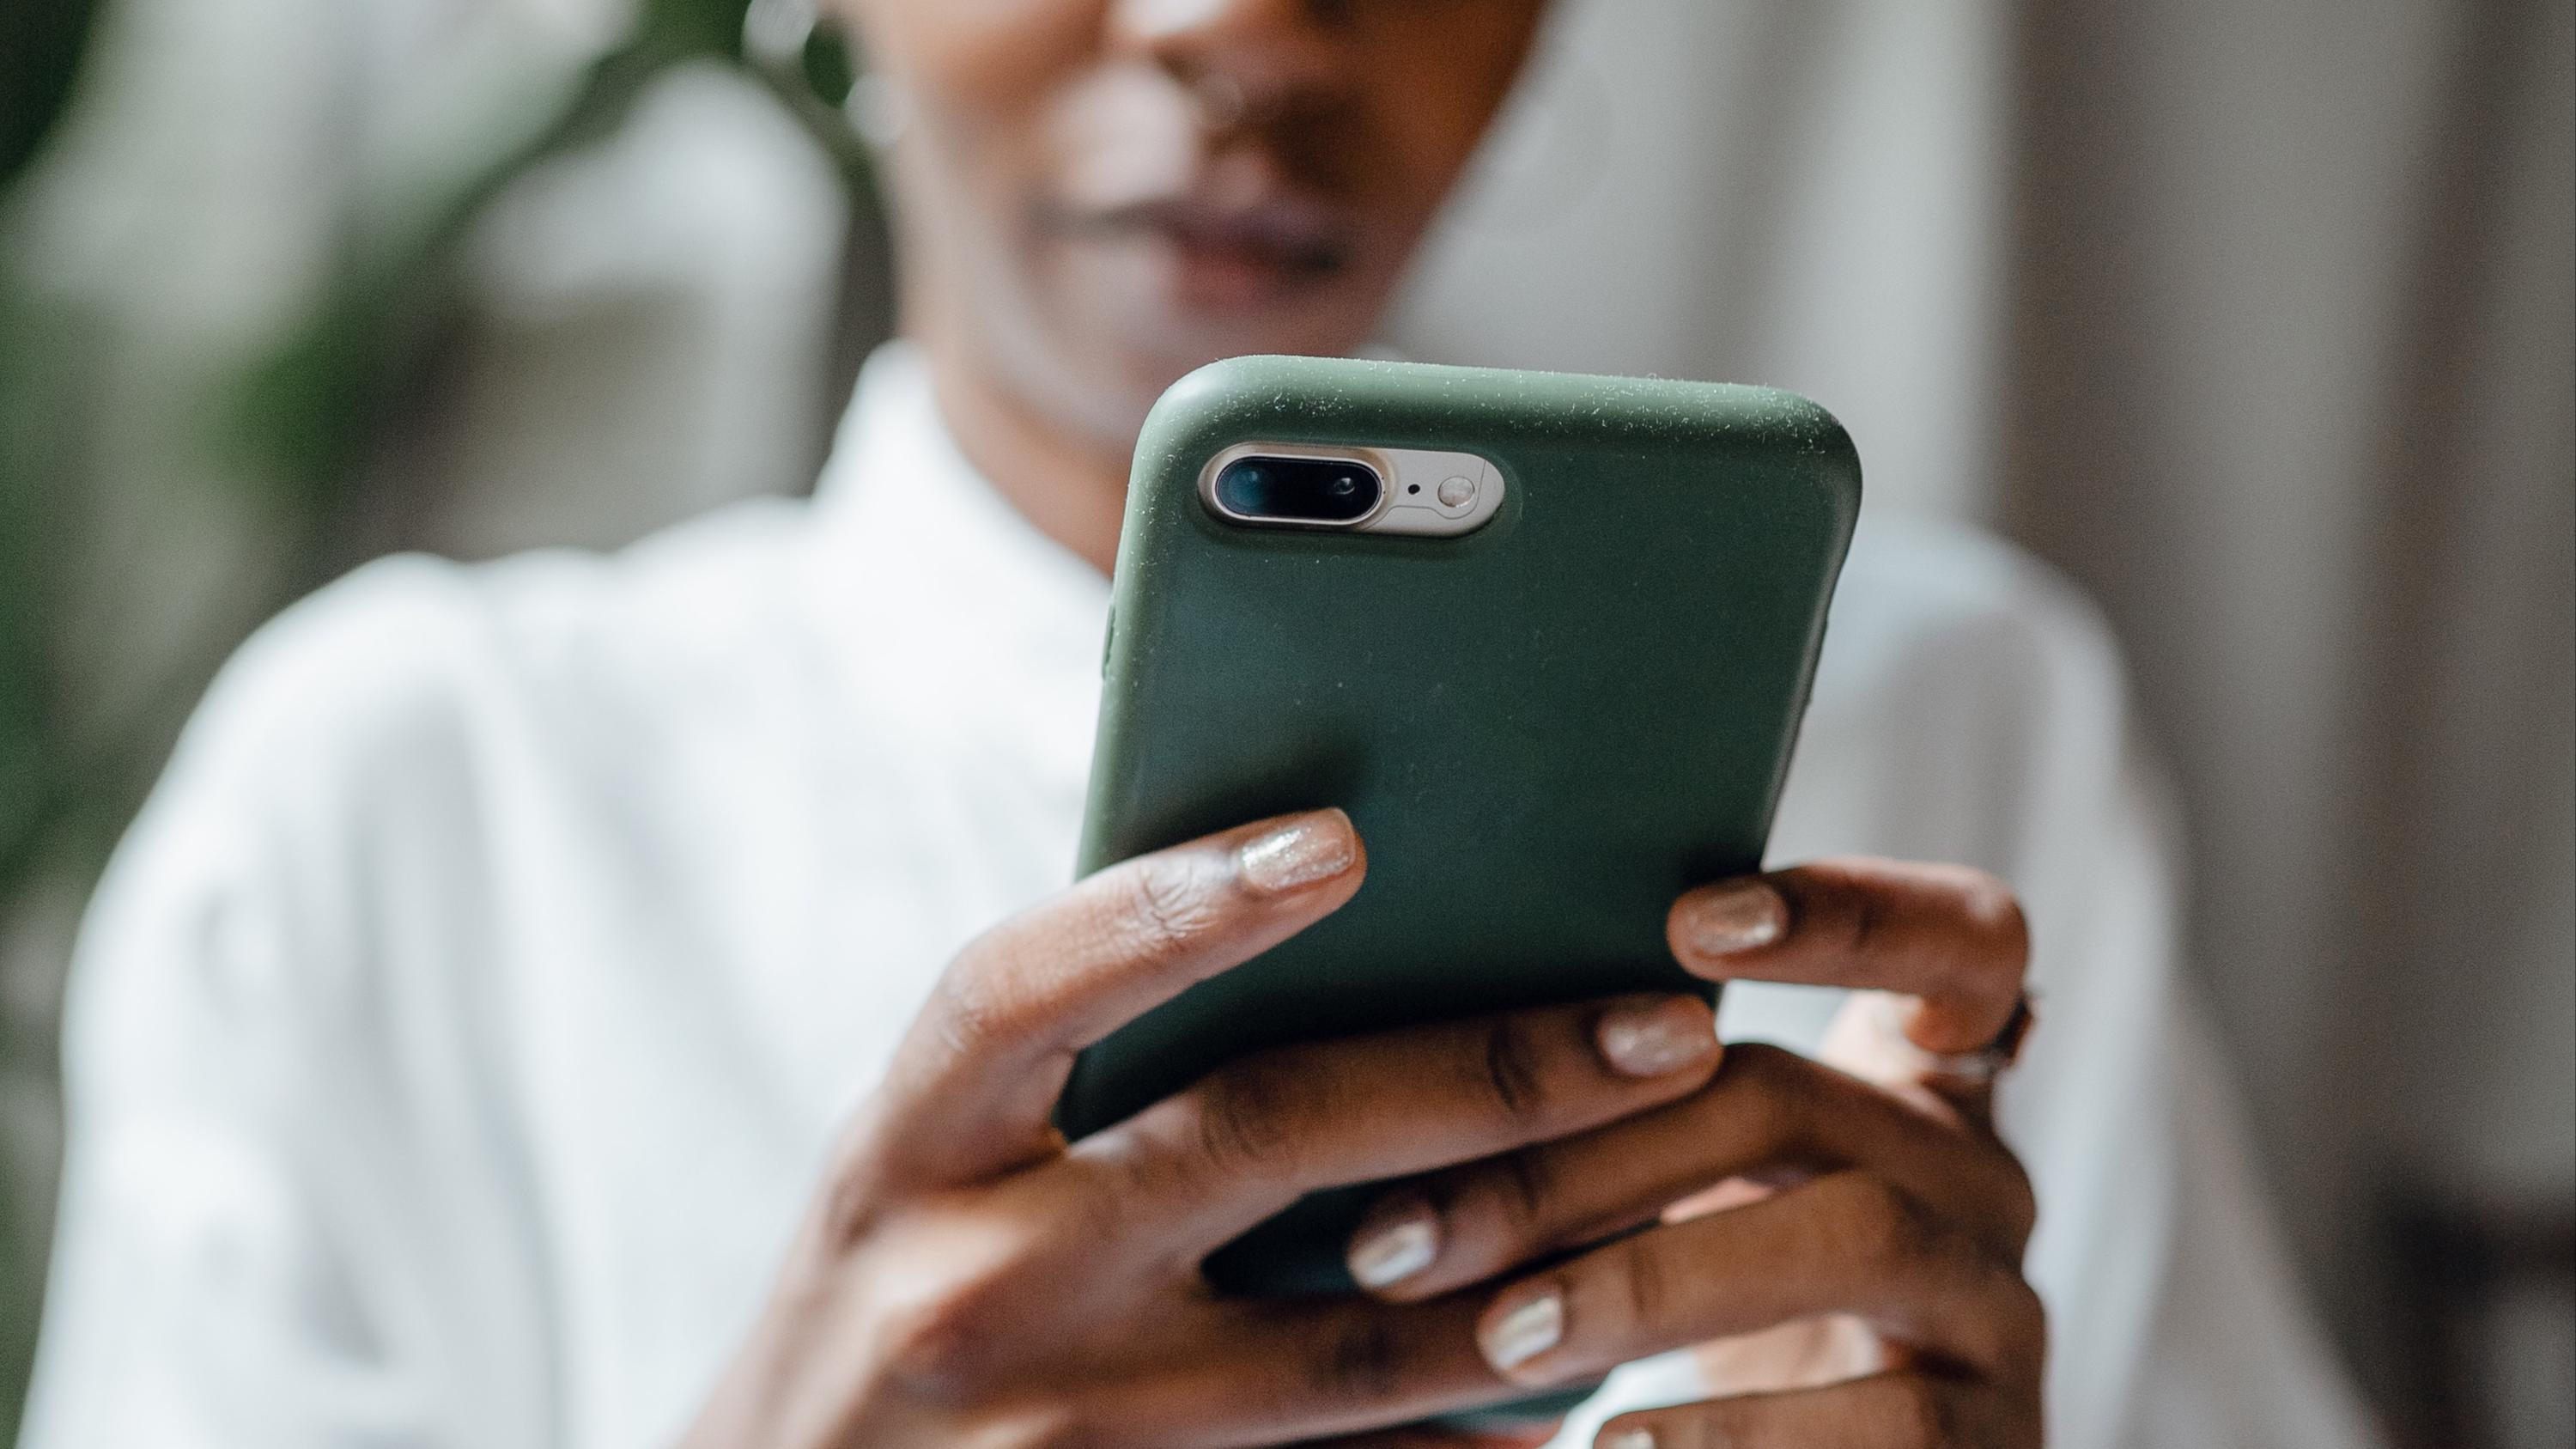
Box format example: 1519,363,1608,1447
1110,0,1349,128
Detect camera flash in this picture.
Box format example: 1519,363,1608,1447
1437,475,1477,508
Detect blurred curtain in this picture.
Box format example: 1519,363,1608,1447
2002,3,2575,1419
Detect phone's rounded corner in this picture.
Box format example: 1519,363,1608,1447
1723,387,1863,540
1807,409,1866,529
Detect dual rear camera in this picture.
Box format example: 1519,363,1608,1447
1212,455,1383,525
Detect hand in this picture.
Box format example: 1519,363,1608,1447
681,809,1731,1448
1341,858,2044,1449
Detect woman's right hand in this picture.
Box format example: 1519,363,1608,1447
678,809,1727,1448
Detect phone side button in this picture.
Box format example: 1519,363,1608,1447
1100,606,1116,678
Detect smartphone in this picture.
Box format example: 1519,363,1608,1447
1055,356,1857,1409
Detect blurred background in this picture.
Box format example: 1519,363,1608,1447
0,0,2567,1445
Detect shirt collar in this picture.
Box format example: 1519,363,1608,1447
799,343,1109,784
811,341,1111,619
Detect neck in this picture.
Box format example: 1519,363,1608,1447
915,334,1135,579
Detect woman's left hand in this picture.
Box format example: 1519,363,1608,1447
1343,857,2044,1448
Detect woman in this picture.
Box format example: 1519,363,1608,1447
23,2,2372,1446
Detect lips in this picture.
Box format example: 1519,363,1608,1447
1046,190,1357,303
1126,198,1349,274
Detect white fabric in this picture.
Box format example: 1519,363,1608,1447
21,345,2378,1449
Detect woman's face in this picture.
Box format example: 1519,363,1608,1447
842,0,1546,442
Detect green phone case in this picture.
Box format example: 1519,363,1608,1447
1058,356,1857,1409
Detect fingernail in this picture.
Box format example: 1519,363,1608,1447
1600,1429,1657,1449
1480,1288,1564,1373
1683,879,1787,957
1595,996,1718,1077
1348,1199,1440,1288
1236,812,1357,895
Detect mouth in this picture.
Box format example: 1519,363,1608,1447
1043,192,1358,306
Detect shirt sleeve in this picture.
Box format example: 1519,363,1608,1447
19,559,555,1449
1547,527,2381,1447
1964,569,2383,1449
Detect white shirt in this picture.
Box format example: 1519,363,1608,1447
23,346,2378,1449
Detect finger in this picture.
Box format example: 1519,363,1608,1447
1595,1372,2036,1448
1116,1293,1511,1446
1075,991,1722,1250
1310,1429,1556,1449
1470,1171,2046,1391
854,809,1367,1186
1348,1044,2034,1301
1136,1291,1583,1447
1668,858,2029,1052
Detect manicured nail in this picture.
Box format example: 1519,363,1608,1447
1683,879,1787,957
1348,1199,1440,1289
1595,995,1718,1077
1480,1288,1564,1372
1600,1429,1657,1449
1236,811,1357,895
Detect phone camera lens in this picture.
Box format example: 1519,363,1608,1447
1213,455,1382,526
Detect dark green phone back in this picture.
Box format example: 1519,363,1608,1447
1060,355,1857,1297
